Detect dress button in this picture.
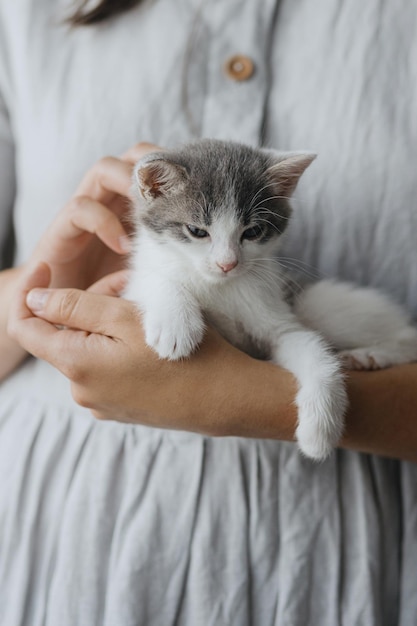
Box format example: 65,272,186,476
224,55,255,82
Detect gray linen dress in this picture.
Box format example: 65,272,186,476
0,0,416,624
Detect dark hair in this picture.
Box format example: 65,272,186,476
67,0,143,26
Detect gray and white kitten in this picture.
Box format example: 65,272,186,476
124,139,417,460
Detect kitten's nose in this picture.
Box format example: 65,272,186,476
217,260,238,273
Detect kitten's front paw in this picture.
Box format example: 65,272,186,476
295,379,347,460
144,311,205,361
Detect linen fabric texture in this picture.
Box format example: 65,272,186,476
0,0,417,624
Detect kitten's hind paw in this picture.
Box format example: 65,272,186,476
340,327,417,371
340,349,381,371
340,343,417,372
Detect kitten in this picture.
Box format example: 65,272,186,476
124,139,417,460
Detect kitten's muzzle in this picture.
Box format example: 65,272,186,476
216,260,238,274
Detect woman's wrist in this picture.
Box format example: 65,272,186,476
193,331,298,441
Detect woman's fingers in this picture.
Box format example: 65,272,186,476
35,196,132,265
70,144,161,211
25,284,136,337
8,264,140,377
87,270,130,296
57,195,131,254
75,156,134,204
7,263,64,355
71,145,161,220
121,142,161,164
75,145,161,204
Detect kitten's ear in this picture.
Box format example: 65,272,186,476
265,152,316,197
135,155,188,200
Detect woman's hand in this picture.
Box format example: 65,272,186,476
0,143,158,381
8,262,299,438
28,142,159,291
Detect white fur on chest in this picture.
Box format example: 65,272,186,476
126,230,291,359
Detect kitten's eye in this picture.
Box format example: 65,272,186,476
242,225,264,241
186,225,209,238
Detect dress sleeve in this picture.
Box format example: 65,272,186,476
0,13,16,270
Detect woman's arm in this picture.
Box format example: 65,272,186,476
342,365,417,461
0,73,20,379
0,266,28,379
8,262,417,463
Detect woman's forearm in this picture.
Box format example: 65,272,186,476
8,270,417,462
204,344,298,441
0,266,28,379
211,352,417,462
226,358,417,463
341,364,417,462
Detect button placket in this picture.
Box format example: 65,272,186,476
199,0,278,145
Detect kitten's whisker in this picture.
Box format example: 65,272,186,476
252,215,291,234
251,269,304,299
247,183,298,214
250,257,310,291
256,203,291,215
247,267,281,296
251,195,293,213
247,181,279,212
249,269,296,301
254,255,321,274
249,261,284,278
276,257,326,280
255,217,284,233
251,205,291,224
252,256,322,282
277,262,321,281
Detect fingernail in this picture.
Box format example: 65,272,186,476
119,235,132,253
27,289,49,312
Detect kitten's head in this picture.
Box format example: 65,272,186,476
131,139,315,283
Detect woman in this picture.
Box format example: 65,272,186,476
1,0,417,624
